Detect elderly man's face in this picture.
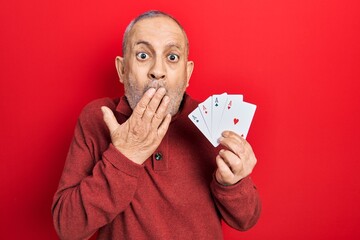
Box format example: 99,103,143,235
116,16,194,116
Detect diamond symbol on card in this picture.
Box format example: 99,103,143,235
228,100,232,109
202,106,208,114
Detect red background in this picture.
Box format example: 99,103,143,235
1,0,360,239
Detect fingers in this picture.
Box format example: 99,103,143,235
218,149,243,175
151,95,170,128
132,88,156,118
157,114,172,137
132,88,170,127
216,154,235,182
217,131,257,180
101,106,120,133
222,131,244,143
142,87,168,122
219,131,247,158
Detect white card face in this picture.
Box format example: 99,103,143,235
198,96,212,137
216,99,256,139
212,94,243,142
189,92,256,147
211,93,228,140
188,107,219,147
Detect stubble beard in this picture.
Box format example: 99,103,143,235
124,78,186,116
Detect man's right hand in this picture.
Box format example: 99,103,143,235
101,87,172,165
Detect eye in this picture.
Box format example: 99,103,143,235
167,54,179,62
136,52,149,60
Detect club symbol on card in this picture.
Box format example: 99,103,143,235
202,105,208,114
215,98,219,107
228,100,232,109
233,118,239,125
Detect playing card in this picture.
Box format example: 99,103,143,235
198,96,212,136
216,98,256,140
211,93,228,139
211,94,243,142
188,107,219,147
189,92,256,147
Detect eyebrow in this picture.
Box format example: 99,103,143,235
135,40,151,47
134,40,183,51
166,42,182,51
134,40,155,53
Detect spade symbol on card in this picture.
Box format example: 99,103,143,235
189,92,255,148
233,118,239,125
191,115,199,122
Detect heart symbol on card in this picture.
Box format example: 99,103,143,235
233,118,239,125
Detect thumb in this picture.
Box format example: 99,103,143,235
101,106,120,133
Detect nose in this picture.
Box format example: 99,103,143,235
148,57,166,80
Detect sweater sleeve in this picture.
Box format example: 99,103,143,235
52,104,143,240
210,176,261,231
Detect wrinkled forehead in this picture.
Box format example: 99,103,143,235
127,16,188,53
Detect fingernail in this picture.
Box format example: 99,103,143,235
147,88,156,96
163,95,170,103
158,87,166,94
222,131,229,137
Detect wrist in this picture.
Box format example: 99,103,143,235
215,170,244,186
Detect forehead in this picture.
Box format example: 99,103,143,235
128,16,187,50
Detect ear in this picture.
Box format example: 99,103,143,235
185,60,194,87
115,56,125,83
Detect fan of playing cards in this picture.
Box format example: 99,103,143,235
188,93,256,147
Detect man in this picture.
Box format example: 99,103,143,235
52,10,261,239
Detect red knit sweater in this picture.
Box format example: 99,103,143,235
52,94,261,240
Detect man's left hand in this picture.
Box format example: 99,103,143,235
215,131,257,185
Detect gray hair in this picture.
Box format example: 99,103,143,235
122,10,189,58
